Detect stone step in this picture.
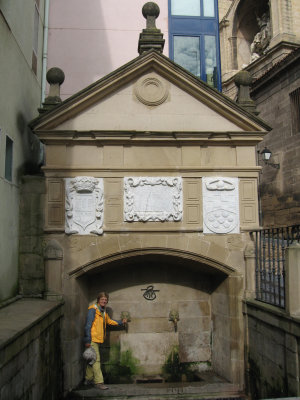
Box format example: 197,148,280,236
67,381,246,400
134,375,165,384
70,396,244,400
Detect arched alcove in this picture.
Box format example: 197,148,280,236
232,0,270,69
76,251,243,384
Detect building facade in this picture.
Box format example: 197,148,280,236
0,0,300,398
0,0,45,303
252,49,300,227
31,44,269,391
219,0,300,227
41,0,300,395
46,1,300,228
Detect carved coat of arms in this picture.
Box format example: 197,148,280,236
65,177,104,235
202,177,239,234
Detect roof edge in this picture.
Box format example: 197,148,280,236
30,49,271,132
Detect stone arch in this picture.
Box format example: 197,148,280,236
229,0,270,70
69,247,236,278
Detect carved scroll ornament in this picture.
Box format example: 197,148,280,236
124,177,183,222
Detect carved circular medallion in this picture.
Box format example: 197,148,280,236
134,74,169,106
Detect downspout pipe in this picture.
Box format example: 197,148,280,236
38,0,49,167
41,0,49,105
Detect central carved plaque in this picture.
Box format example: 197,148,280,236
124,177,182,222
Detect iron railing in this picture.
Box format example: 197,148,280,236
251,225,300,308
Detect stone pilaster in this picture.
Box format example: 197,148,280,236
244,241,256,299
285,242,300,317
44,239,63,301
269,0,296,48
228,36,238,71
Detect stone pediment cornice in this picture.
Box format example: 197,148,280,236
35,129,265,146
30,50,271,133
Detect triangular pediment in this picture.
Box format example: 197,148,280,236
31,50,271,134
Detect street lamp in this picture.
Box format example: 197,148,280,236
260,147,280,169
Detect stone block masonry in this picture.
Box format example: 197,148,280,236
244,300,300,398
19,176,46,296
252,50,300,227
0,298,64,400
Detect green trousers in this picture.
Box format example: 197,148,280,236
85,342,104,384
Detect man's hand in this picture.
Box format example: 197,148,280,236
85,343,91,348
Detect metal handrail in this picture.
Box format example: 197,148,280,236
250,225,300,308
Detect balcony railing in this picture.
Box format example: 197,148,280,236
250,225,300,308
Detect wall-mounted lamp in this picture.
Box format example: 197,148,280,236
260,147,280,169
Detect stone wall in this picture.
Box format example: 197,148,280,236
0,299,63,400
0,0,44,303
19,175,46,296
251,51,300,227
212,275,244,385
244,300,300,398
218,0,234,21
89,260,214,376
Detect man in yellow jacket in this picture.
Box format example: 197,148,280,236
84,292,127,390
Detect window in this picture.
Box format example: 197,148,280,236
171,0,215,17
169,0,221,91
5,135,13,182
171,0,201,16
174,36,201,77
290,88,300,135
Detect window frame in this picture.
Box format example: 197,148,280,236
290,87,300,135
168,0,222,91
5,134,13,182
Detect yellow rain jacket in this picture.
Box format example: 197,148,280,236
85,304,120,344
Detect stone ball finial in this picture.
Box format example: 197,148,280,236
39,67,65,114
234,70,252,87
138,2,164,54
234,70,258,114
46,67,65,86
142,2,160,19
